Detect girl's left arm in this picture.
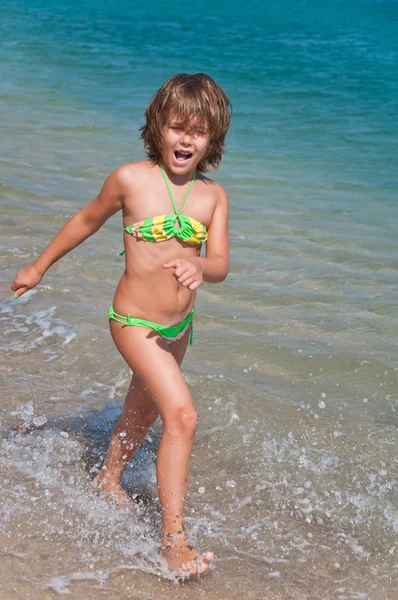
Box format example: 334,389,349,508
11,167,127,298
198,184,229,283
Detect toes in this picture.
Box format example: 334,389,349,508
192,559,209,576
177,560,198,577
181,559,198,573
177,566,197,578
177,557,210,579
203,551,214,564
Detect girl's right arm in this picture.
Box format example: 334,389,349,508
11,166,128,298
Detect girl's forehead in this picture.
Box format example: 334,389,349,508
167,111,208,128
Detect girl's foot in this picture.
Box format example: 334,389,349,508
160,532,214,580
91,473,135,508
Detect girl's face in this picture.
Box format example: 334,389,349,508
160,115,210,175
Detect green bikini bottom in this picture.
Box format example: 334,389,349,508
108,305,195,345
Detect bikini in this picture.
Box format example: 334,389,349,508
108,164,208,344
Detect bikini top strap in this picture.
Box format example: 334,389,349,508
159,163,196,216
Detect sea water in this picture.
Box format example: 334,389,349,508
0,0,397,598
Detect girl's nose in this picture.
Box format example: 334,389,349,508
180,130,193,144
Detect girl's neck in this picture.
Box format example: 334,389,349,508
159,162,196,187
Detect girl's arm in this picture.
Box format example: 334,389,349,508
199,185,229,283
11,167,126,298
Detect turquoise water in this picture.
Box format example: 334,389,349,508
1,1,397,598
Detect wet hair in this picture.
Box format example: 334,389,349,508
140,73,232,173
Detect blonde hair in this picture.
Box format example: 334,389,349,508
140,73,232,173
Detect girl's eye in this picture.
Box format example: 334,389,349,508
169,126,207,137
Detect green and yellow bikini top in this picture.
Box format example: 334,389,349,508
119,164,208,254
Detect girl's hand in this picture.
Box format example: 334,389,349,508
163,257,203,290
11,264,43,298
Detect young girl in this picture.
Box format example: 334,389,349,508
11,73,231,580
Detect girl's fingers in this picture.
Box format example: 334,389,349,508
180,277,194,288
164,262,185,278
164,260,200,283
175,266,192,279
11,279,21,291
13,286,29,299
177,271,192,284
163,260,180,269
188,280,201,291
11,266,42,297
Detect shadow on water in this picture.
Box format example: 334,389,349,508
56,401,162,511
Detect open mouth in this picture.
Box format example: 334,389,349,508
174,151,192,162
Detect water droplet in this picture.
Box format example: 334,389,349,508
32,415,47,427
198,487,205,494
226,480,236,488
268,571,280,579
319,401,326,409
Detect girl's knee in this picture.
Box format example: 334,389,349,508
164,404,198,437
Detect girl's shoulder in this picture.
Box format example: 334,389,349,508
113,159,153,180
109,160,155,193
197,174,228,206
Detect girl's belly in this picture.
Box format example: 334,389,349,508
112,268,195,326
112,236,201,324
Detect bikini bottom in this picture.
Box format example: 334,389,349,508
108,305,194,345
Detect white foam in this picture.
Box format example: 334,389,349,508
79,370,129,407
2,295,77,358
0,425,167,583
43,571,100,595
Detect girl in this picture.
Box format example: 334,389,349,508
11,73,231,579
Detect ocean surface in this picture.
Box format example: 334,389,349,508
1,0,397,598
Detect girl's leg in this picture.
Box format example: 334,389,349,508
92,331,189,504
109,322,213,576
91,375,160,505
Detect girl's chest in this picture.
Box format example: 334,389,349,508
123,187,216,229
